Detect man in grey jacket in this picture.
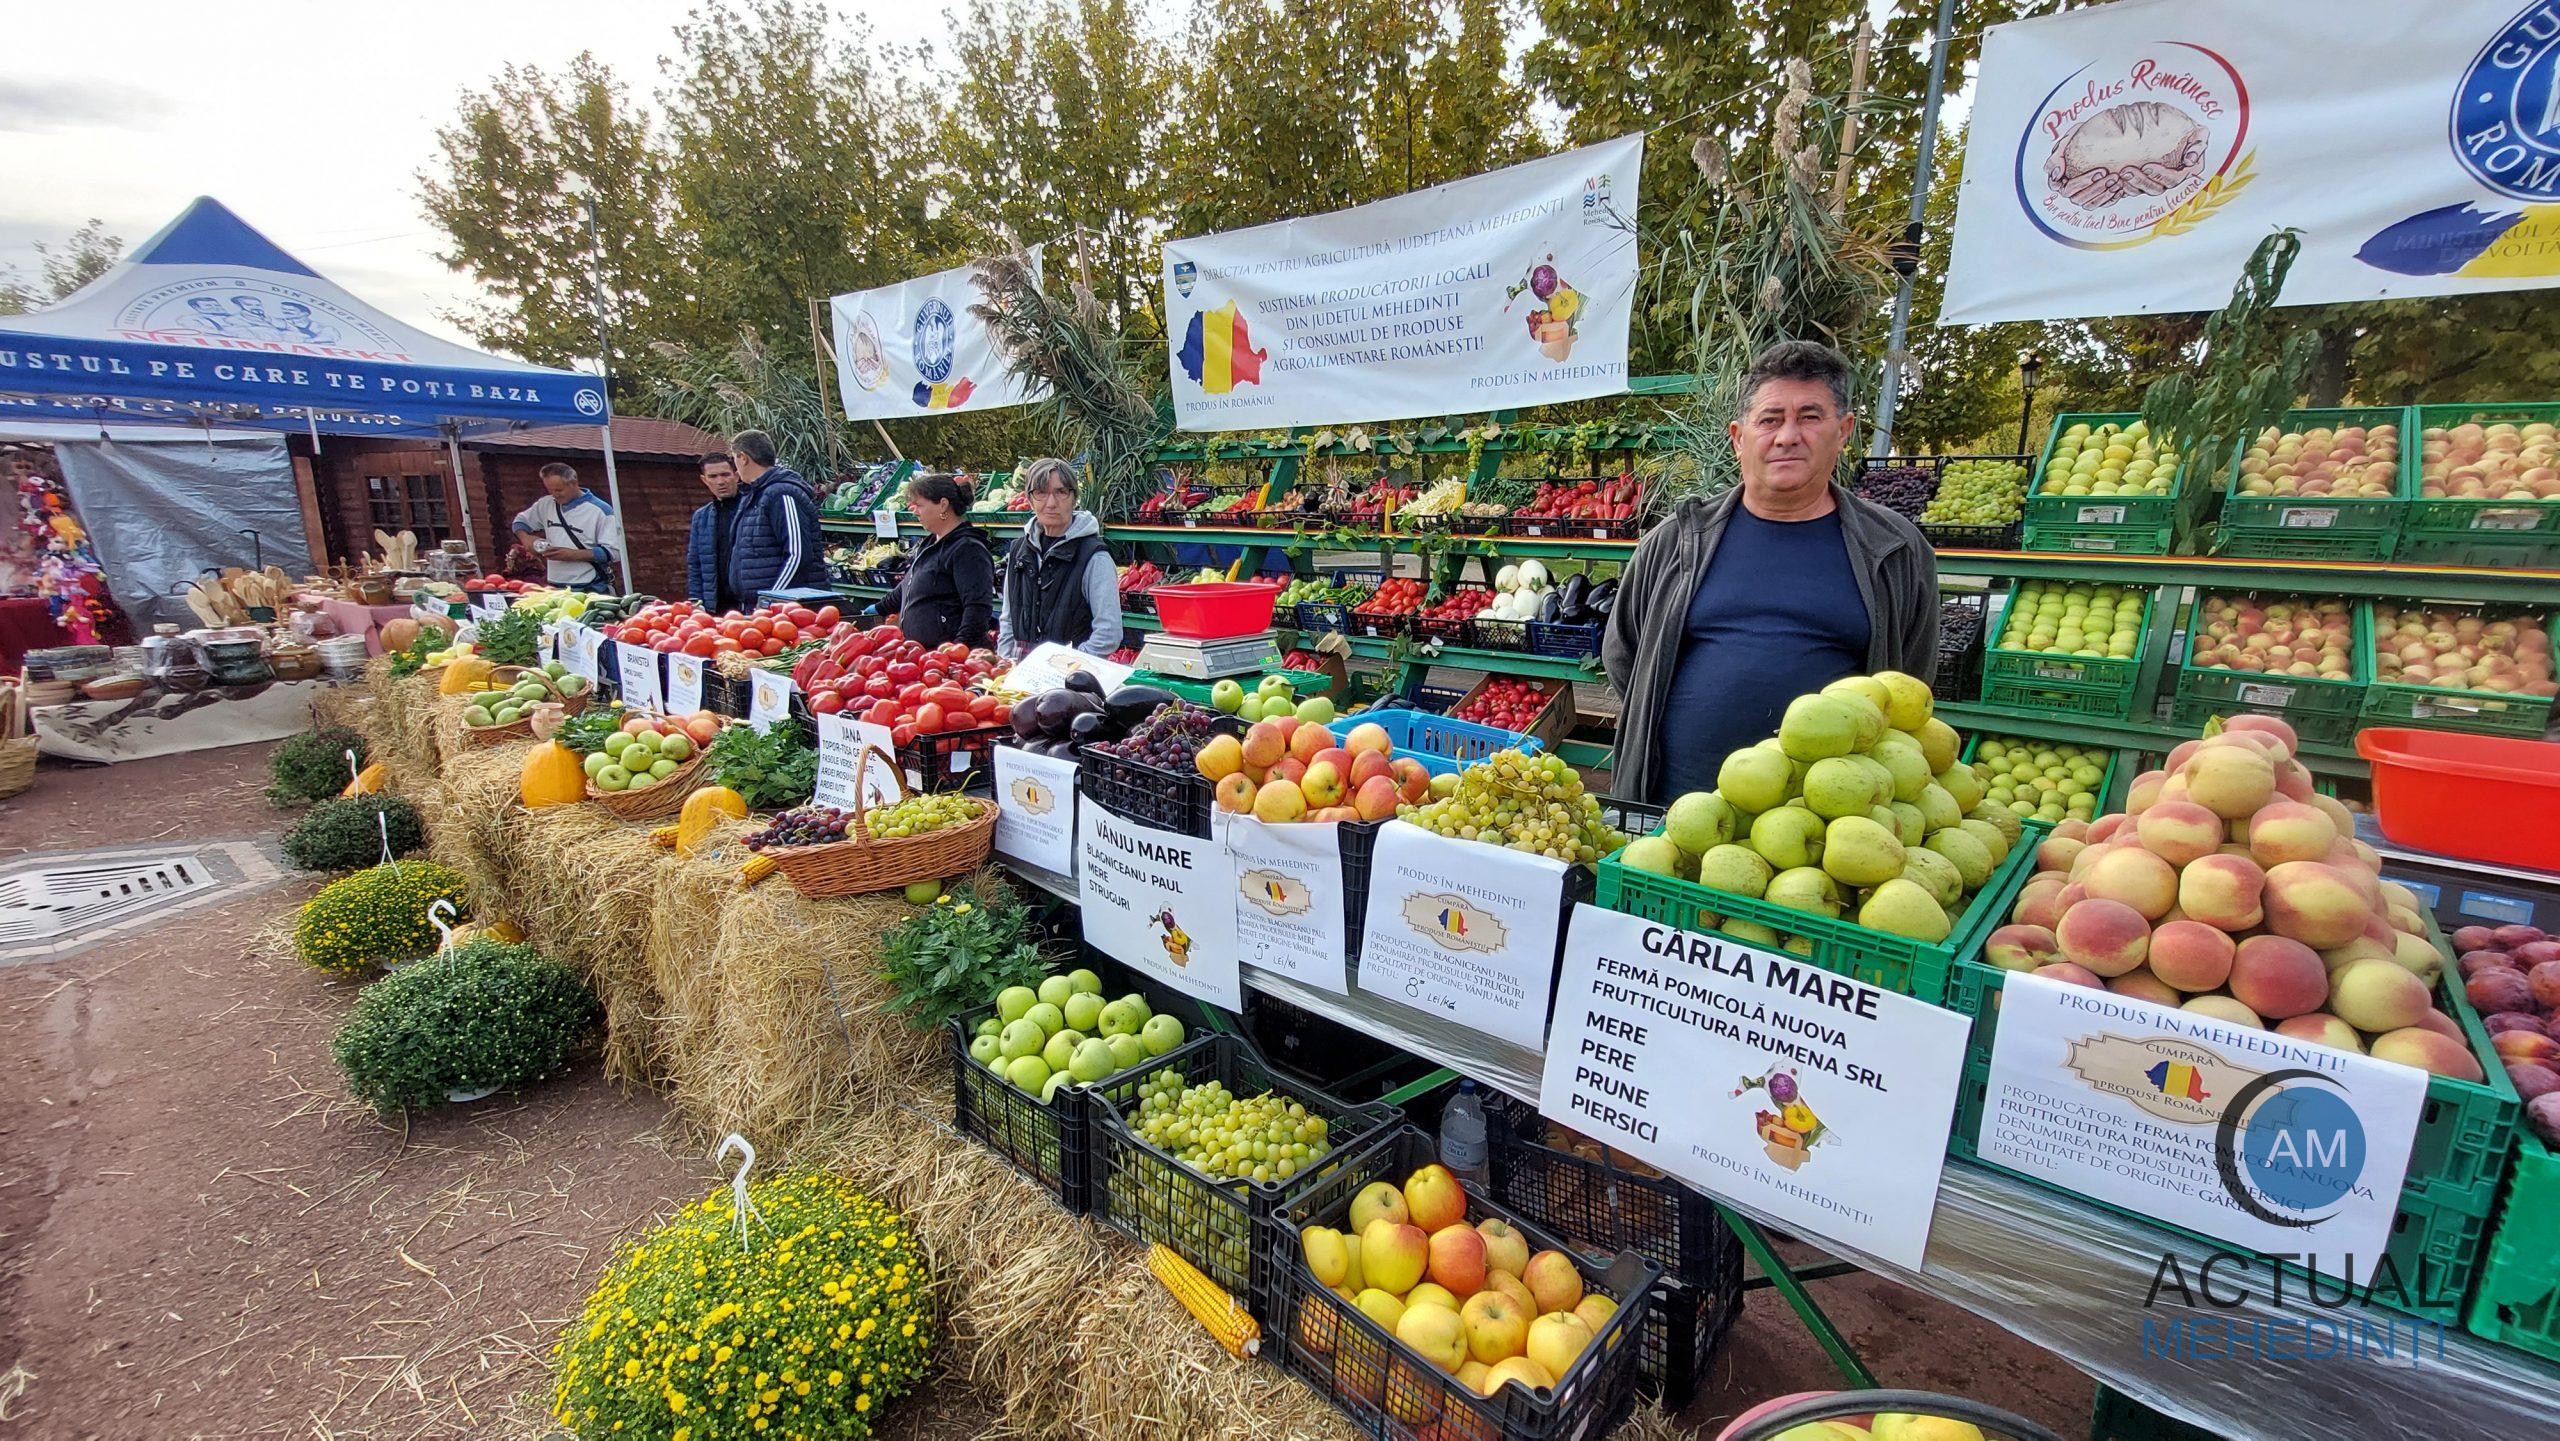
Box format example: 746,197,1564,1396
1603,341,1938,804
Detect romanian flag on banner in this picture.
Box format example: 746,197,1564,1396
912,377,977,410
1178,300,1267,395
2145,1060,2210,1102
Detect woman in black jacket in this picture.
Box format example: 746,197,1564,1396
894,473,997,648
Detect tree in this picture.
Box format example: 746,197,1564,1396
0,219,124,315
419,54,692,381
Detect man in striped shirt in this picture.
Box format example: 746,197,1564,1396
511,462,623,593
723,429,823,606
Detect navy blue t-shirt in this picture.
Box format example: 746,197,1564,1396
1656,507,1872,798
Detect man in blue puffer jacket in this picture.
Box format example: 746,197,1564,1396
684,450,744,610
723,429,823,604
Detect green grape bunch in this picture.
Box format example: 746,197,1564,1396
1399,748,1630,864
864,791,982,839
1129,1069,1332,1185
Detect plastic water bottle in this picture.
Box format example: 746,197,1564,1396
1438,1079,1488,1186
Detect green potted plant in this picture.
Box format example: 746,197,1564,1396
330,938,601,1114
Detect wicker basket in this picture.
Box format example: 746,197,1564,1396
457,667,588,747
587,745,713,821
0,737,32,800
767,744,998,898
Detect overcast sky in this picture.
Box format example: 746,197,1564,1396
4,1,946,345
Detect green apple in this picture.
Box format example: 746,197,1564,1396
1023,1001,1065,1035
975,1016,1003,1040
544,660,569,678
602,731,634,757
463,704,494,727
1105,1033,1149,1071
582,750,614,778
594,764,632,791
1041,1028,1085,1074
1004,1055,1050,1094
1295,696,1336,726
1237,695,1265,723
1258,674,1294,697
648,758,679,779
1062,992,1105,1033
1140,1014,1186,1056
1069,1037,1118,1083
658,732,694,762
1067,967,1104,995
1097,998,1143,1038
996,986,1038,1023
968,1035,1002,1068
1037,974,1077,1008
1211,679,1245,714
999,1018,1045,1060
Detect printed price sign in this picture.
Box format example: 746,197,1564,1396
1222,814,1349,994
872,508,900,539
1354,821,1568,1048
666,654,706,716
2075,504,2127,524
561,625,602,683
1077,804,1240,1009
813,713,903,809
1541,906,1970,1270
616,644,663,713
476,592,510,618
992,745,1078,878
747,670,794,733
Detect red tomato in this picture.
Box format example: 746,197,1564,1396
913,702,945,734
990,703,1011,726
968,695,998,720
760,638,783,655
682,633,717,657
816,605,840,626
713,637,741,653
740,625,766,646
890,723,916,746
787,606,818,628
770,620,798,644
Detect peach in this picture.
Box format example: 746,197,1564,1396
1985,923,2061,972
2054,882,2090,913
2263,861,2374,949
2166,740,2203,772
2135,802,2226,868
2053,818,2092,842
2223,712,2300,755
2125,769,2169,813
2413,1007,2464,1041
2149,920,2237,992
2330,958,2432,1034
2389,930,2444,981
2274,762,2318,803
2495,1030,2560,1066
2179,854,2268,932
2229,935,2330,1020
2012,874,2069,931
2371,1028,2486,1081
2068,842,2113,882
2246,800,2338,867
1428,1224,1489,1299
2083,846,2181,920
2308,791,2358,836
2036,835,2088,874
2056,898,2151,976
2322,937,2397,973
2088,813,2131,844
2182,994,2264,1029
2274,1013,2364,1054
2157,772,2194,806
2185,744,2277,818
2108,970,2181,1007
2034,962,2106,989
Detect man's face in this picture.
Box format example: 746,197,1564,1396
1729,376,1856,503
701,462,739,499
543,472,581,506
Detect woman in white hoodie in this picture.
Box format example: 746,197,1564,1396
996,458,1124,659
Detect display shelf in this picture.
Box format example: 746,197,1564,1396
1936,548,2560,602
1934,699,2369,777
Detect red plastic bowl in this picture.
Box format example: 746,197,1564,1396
2356,727,2560,872
1148,581,1281,640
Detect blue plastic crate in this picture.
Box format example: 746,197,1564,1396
1529,619,1604,658
1325,707,1541,776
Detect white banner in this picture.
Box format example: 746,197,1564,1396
992,745,1079,878
1541,907,1969,1271
829,252,1046,421
1981,973,2426,1285
1162,135,1642,431
1943,0,2560,323
1222,815,1350,995
1077,804,1242,1010
1354,821,1569,1049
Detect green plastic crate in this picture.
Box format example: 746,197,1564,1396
2025,413,2194,532
2168,694,2359,748
2359,601,2558,739
2021,520,2176,555
1959,732,2120,828
1592,818,2047,1006
1978,673,2145,722
1984,580,2157,693
2168,593,2370,745
2213,406,2413,561
1945,911,2519,1324
2467,1129,2560,1365
1121,667,1337,708
2401,403,2560,561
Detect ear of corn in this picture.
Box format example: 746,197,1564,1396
1146,1243,1259,1359
739,854,781,887
649,824,682,849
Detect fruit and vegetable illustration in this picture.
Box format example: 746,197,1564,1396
1505,254,1582,362
1154,908,1195,968
1735,1066,1828,1172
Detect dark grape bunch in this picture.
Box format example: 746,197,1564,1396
1852,465,1937,522
746,805,852,850
1091,704,1220,768
1939,594,1985,652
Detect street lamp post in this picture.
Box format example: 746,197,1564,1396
561,174,634,593
2016,350,2044,457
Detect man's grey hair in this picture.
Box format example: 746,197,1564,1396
1739,339,1855,416
729,429,779,467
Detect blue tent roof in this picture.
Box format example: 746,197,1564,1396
0,197,607,438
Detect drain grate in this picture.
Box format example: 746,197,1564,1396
0,840,286,964
0,855,220,943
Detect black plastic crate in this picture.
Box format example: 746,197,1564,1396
1339,818,1389,963
1933,591,1990,703
949,1003,1086,1208
1087,1031,1401,1302
1416,588,1493,646
901,721,1007,792
1922,520,2023,551
1263,1123,1661,1441
1481,1091,1727,1287
1529,620,1603,658
1410,684,1470,714
702,669,752,719
1350,611,1415,640
1637,1275,1740,1410
1075,708,1243,839
1243,994,1442,1105
1467,616,1530,652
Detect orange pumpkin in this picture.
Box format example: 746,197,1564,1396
519,741,586,808
341,761,387,797
675,785,748,856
